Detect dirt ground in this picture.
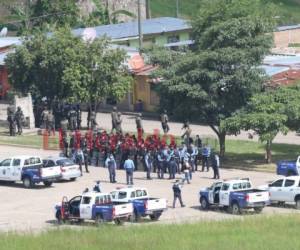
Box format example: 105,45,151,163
0,145,299,232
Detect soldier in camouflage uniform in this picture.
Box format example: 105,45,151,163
7,105,16,136
15,106,24,135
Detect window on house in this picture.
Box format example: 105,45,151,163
167,35,180,44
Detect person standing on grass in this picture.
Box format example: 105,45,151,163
172,180,185,208
124,156,135,185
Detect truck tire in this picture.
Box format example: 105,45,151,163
70,178,76,182
95,214,104,226
254,207,263,213
200,197,209,210
43,181,53,187
114,218,124,225
295,198,300,210
230,202,241,215
23,177,34,188
150,212,162,221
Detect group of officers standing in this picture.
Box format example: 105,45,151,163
56,106,220,185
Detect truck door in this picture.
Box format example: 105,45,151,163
0,158,12,180
80,196,93,219
11,158,22,181
219,183,230,206
269,179,284,201
281,179,296,202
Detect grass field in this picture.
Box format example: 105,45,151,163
0,215,300,250
150,0,300,25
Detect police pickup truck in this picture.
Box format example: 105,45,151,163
0,155,61,188
111,187,167,221
55,192,133,225
199,178,270,214
277,156,300,176
259,176,300,209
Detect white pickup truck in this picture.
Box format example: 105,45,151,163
111,187,167,221
259,176,300,209
55,192,133,225
199,178,270,214
0,155,61,188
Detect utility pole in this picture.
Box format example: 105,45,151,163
176,0,179,18
138,0,143,53
146,0,151,19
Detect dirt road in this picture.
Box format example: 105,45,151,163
0,145,299,232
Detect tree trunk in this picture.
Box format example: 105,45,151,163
218,132,226,158
265,140,272,164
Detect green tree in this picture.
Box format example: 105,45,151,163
222,93,288,163
149,0,275,156
32,0,80,29
5,28,131,109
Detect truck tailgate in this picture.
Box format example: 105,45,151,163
248,191,269,203
114,203,133,217
146,198,167,211
42,166,61,179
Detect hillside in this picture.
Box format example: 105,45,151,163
150,0,300,25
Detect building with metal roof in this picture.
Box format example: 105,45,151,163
73,17,192,48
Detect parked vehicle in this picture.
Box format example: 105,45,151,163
259,176,300,209
277,157,300,176
0,155,61,188
55,192,133,225
199,178,270,214
111,187,167,221
43,157,81,181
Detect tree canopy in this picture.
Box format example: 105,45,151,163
149,0,275,156
5,28,132,107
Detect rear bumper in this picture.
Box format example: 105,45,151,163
32,174,61,183
245,201,269,208
145,208,167,215
114,213,132,219
61,171,81,180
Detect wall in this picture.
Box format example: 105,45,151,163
274,28,300,48
14,94,35,128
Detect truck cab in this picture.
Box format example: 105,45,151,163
111,187,167,221
55,192,133,225
199,178,270,214
260,176,300,209
277,157,300,176
0,155,61,188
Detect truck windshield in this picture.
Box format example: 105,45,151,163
118,192,127,199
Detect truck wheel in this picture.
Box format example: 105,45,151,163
230,202,241,215
70,178,76,182
43,181,53,187
254,207,263,213
23,177,33,188
114,218,124,225
200,197,209,210
295,198,300,210
95,214,104,226
150,212,161,221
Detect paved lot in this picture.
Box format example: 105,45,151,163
0,145,299,232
